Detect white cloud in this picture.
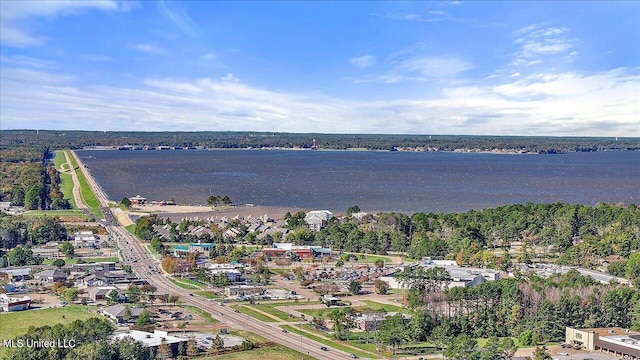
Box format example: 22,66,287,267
0,0,128,47
350,55,375,68
130,43,165,54
358,55,474,83
511,25,577,67
157,0,202,38
2,63,637,136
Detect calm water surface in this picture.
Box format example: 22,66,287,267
76,150,640,214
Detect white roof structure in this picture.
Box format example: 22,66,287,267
111,330,186,347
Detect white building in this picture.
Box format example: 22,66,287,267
209,263,243,282
304,210,333,231
381,260,501,290
0,294,31,312
111,330,187,357
73,231,101,248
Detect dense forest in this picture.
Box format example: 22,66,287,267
0,146,70,209
2,130,639,153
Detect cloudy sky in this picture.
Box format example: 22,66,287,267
1,1,638,136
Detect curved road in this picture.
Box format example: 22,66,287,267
67,150,363,360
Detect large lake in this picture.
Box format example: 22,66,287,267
76,150,640,214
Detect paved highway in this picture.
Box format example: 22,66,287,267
69,150,362,360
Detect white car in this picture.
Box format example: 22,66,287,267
557,352,568,356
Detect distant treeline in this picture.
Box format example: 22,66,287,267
1,130,639,153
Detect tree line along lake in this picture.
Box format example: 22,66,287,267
76,149,640,214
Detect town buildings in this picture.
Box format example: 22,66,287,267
565,327,639,359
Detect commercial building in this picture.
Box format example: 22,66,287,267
73,231,101,248
0,294,31,312
380,259,501,290
565,327,640,359
172,242,215,257
111,330,187,357
262,243,332,259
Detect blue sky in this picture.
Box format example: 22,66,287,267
1,1,638,136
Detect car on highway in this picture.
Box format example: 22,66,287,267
189,293,193,296
282,330,288,333
348,354,358,358
320,346,328,351
234,309,240,313
557,352,568,356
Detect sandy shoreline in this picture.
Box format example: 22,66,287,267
129,204,315,220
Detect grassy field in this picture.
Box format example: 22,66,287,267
195,290,220,299
279,325,372,358
55,150,78,209
251,302,298,321
358,300,406,313
199,345,316,360
125,224,136,234
21,209,87,218
66,151,102,218
0,306,98,358
342,253,394,264
230,305,278,323
169,278,201,290
182,305,219,324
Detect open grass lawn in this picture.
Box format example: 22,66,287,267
182,305,219,324
196,291,220,299
83,257,119,263
0,306,98,358
125,224,136,235
252,303,297,321
358,300,407,313
59,172,78,209
22,209,87,218
279,325,372,358
169,278,201,290
230,305,278,322
297,308,328,319
341,253,394,264
199,344,315,360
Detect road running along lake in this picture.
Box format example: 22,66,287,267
76,149,640,214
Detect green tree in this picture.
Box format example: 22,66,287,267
106,289,120,305
532,348,552,360
59,241,75,256
444,334,479,360
212,334,225,351
52,258,66,267
346,205,361,216
349,280,362,295
120,197,132,208
377,314,408,355
136,309,152,326
123,305,133,322
63,287,78,302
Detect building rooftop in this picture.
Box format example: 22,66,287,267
111,330,185,347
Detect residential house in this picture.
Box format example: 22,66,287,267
101,304,144,323
0,294,31,312
88,286,125,302
0,268,31,282
34,269,67,284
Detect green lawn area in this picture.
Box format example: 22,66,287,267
182,305,219,324
21,209,87,218
67,151,102,218
169,278,201,290
230,305,278,322
342,253,394,264
358,300,407,314
198,344,315,360
125,224,136,235
0,305,98,358
195,291,220,299
297,308,329,319
279,325,372,359
82,257,119,263
43,258,78,265
55,150,78,209
251,302,298,321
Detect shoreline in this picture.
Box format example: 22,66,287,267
128,204,308,220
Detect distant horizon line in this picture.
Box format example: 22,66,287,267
1,129,638,139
